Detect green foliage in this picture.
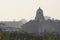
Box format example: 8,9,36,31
0,31,60,40
0,32,6,40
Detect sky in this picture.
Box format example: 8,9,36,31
0,0,60,21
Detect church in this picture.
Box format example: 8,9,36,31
21,7,60,35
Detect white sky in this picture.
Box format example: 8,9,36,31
0,0,60,21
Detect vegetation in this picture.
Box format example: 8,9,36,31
0,30,60,40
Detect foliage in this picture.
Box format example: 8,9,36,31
0,31,60,40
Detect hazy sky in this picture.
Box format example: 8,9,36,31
0,0,60,21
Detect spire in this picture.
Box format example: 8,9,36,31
39,7,40,9
35,7,44,21
37,7,42,11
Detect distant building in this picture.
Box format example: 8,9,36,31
0,19,27,32
22,7,60,35
35,7,44,21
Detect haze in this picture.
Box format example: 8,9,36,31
0,0,60,21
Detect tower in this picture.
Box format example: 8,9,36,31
35,7,44,21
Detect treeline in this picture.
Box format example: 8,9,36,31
0,30,60,40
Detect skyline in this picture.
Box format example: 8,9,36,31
0,0,60,21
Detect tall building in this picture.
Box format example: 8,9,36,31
22,7,45,34
21,7,60,35
35,7,44,21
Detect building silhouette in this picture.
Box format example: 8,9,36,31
35,7,44,21
22,7,60,35
0,7,60,35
